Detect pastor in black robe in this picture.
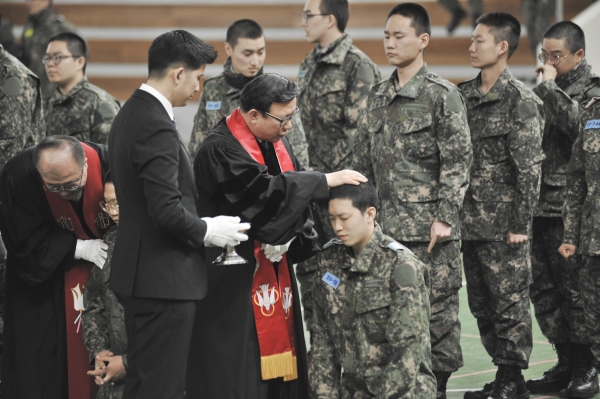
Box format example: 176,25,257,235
187,118,329,399
0,143,108,399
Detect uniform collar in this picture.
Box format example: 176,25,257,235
48,76,87,104
28,7,53,27
346,223,387,273
313,34,352,65
377,63,429,102
463,67,513,104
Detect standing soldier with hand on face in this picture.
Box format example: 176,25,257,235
527,21,600,397
296,0,380,331
459,12,545,399
351,4,472,398
188,19,308,166
44,32,120,145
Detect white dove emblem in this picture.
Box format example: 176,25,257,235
255,284,278,316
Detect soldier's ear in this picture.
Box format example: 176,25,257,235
224,42,233,57
365,206,376,223
498,40,509,57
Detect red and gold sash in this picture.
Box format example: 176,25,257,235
226,108,298,381
44,142,107,399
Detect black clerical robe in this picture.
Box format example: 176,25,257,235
187,118,329,399
0,143,108,399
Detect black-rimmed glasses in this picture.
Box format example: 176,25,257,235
43,168,84,193
264,107,300,127
99,201,119,214
42,55,81,66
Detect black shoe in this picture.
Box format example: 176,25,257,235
526,343,571,393
567,344,599,398
446,8,467,34
435,371,451,399
487,365,520,399
464,381,493,399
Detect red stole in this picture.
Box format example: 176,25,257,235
44,143,108,399
226,108,298,381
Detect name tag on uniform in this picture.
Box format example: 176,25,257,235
585,120,600,130
298,69,308,79
206,101,222,110
365,279,385,288
322,272,340,289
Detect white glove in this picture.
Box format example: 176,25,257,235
202,216,250,248
74,239,108,269
261,237,295,262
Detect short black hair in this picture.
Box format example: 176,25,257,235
148,30,217,79
104,169,112,184
34,135,85,170
476,12,521,59
48,31,88,73
387,2,431,36
226,19,264,47
329,183,379,213
319,0,350,33
544,21,585,54
240,73,299,115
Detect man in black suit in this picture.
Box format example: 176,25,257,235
107,30,249,399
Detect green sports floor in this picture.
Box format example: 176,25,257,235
299,266,600,399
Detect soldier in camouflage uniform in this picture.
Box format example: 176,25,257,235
188,19,308,166
521,0,556,60
560,97,600,398
20,0,75,99
351,5,471,398
44,32,119,145
459,13,544,399
309,183,436,399
527,22,600,395
297,0,380,332
0,14,20,57
82,172,127,398
437,0,483,33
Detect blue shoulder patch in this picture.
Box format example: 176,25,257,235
206,101,222,110
585,120,600,130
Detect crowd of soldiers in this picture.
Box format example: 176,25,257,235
1,0,600,398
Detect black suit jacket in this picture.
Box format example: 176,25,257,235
108,89,208,300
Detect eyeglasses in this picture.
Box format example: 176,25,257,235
42,55,81,66
99,201,119,214
301,11,330,21
537,52,573,65
264,107,300,127
43,168,84,193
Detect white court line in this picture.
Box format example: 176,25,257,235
460,333,551,346
449,359,558,380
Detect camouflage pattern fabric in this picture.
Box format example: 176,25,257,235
462,240,533,368
297,33,380,173
309,223,436,398
458,68,545,241
528,68,599,347
0,15,19,58
521,0,556,59
45,77,120,145
82,225,127,399
563,97,600,256
530,217,588,345
402,241,463,373
437,0,483,16
20,7,75,99
188,71,309,167
352,64,472,243
0,45,45,173
351,64,471,373
579,255,600,363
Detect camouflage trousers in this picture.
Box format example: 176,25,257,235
96,381,125,399
463,240,533,368
530,217,588,345
437,0,483,15
402,241,464,373
580,255,600,363
522,0,556,58
296,200,336,333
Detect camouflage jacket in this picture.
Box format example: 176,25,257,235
0,45,45,172
533,67,600,217
188,70,309,167
352,64,472,242
82,225,127,398
563,97,600,256
297,34,380,172
309,223,436,398
0,15,19,57
459,68,545,241
20,7,75,99
45,77,120,145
